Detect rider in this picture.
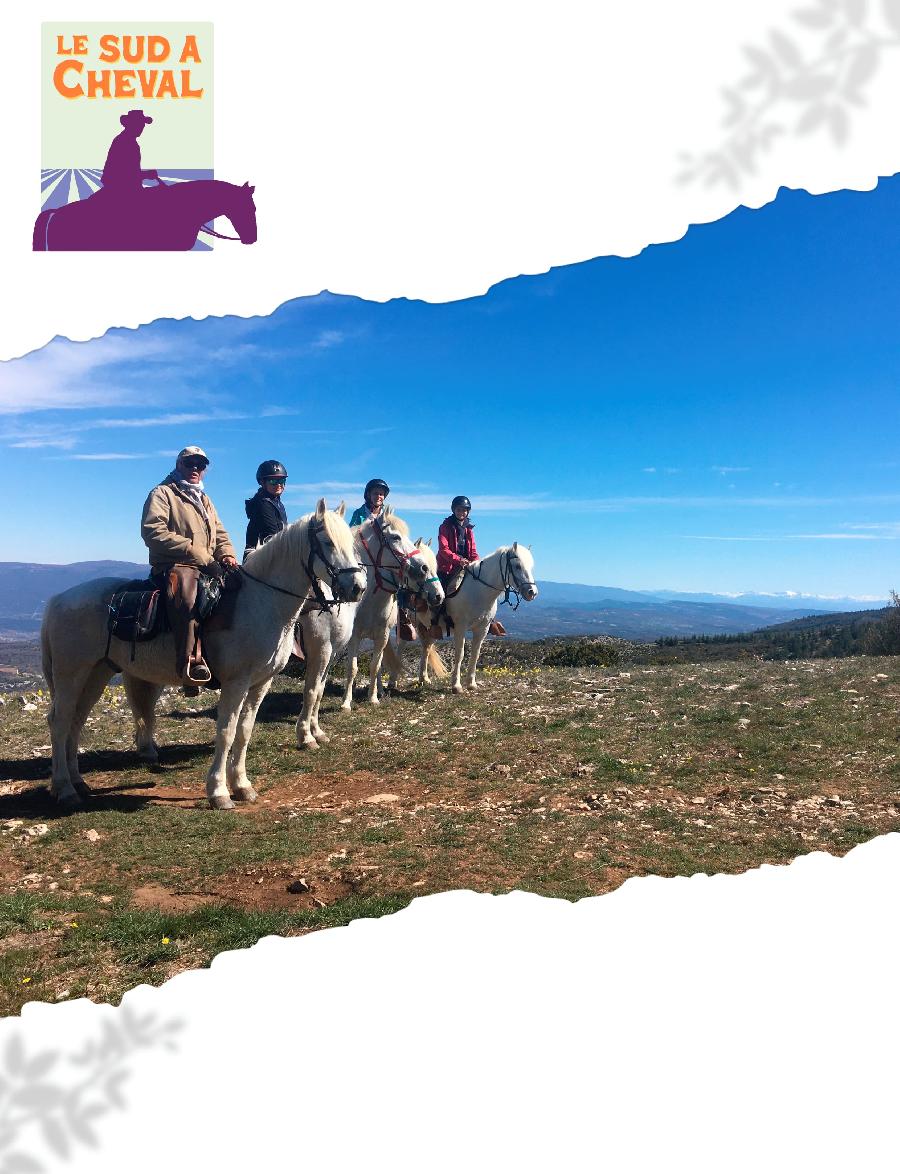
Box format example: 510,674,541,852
349,478,417,641
101,109,159,197
244,460,288,559
141,446,238,685
437,495,506,636
349,478,389,527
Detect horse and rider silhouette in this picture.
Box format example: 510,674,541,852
33,109,257,251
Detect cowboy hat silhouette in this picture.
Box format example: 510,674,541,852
120,109,153,128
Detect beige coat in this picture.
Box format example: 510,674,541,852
141,480,236,572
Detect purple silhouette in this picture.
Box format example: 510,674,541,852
33,110,257,251
101,108,160,194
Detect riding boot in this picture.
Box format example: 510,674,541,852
164,565,211,683
488,619,507,636
397,608,417,642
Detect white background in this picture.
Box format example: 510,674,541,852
2,3,900,1171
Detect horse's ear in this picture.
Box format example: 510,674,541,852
528,543,532,551
414,536,423,547
337,501,346,518
512,541,518,551
316,497,326,519
425,538,433,547
249,186,256,194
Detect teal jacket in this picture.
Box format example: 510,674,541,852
350,504,374,527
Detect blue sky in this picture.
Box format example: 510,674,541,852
3,178,900,597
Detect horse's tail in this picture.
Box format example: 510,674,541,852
426,644,448,679
33,210,53,251
40,609,55,698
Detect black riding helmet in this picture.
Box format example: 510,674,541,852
365,478,390,504
451,495,471,512
256,460,288,484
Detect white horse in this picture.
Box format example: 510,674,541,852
390,544,538,694
40,502,365,812
338,513,445,713
295,532,449,747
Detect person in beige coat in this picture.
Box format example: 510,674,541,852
141,445,238,685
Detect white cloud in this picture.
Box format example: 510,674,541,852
311,329,346,350
686,533,885,542
711,465,750,475
57,452,160,461
0,334,173,415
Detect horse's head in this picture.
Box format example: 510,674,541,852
230,181,257,245
406,538,444,608
310,498,366,601
507,542,538,601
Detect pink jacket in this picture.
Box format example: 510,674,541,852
437,516,478,576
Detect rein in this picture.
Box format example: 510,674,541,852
358,520,419,595
467,549,534,611
198,223,242,241
243,519,362,612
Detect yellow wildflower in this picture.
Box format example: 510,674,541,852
21,977,31,984
162,936,170,945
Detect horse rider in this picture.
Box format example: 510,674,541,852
244,459,288,560
349,478,417,641
349,478,390,527
141,446,238,686
438,495,506,636
100,109,160,199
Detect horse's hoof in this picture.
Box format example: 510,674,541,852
209,794,235,811
298,737,319,750
234,787,258,804
136,747,159,765
57,791,85,814
313,731,330,744
340,703,352,713
452,684,464,695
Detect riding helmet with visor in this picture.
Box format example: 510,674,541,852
451,495,471,512
365,478,390,504
256,460,288,485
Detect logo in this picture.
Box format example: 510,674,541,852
36,23,256,252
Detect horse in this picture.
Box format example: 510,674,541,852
40,502,365,812
336,512,445,715
295,530,447,747
389,544,538,694
32,179,257,251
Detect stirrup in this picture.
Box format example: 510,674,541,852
184,659,212,684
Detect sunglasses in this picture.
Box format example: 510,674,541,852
265,477,287,486
183,460,208,471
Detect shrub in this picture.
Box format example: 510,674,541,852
862,591,900,656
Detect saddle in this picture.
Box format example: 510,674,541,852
105,570,235,662
106,578,167,661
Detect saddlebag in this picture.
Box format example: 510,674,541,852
106,579,166,661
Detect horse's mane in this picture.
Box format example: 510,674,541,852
244,509,355,576
355,510,410,541
483,544,535,573
414,541,438,574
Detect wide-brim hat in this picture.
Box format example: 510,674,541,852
177,445,209,467
121,109,153,127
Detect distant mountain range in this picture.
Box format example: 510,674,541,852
0,561,887,642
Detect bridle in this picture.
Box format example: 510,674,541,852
358,519,436,597
468,548,535,611
242,519,363,611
